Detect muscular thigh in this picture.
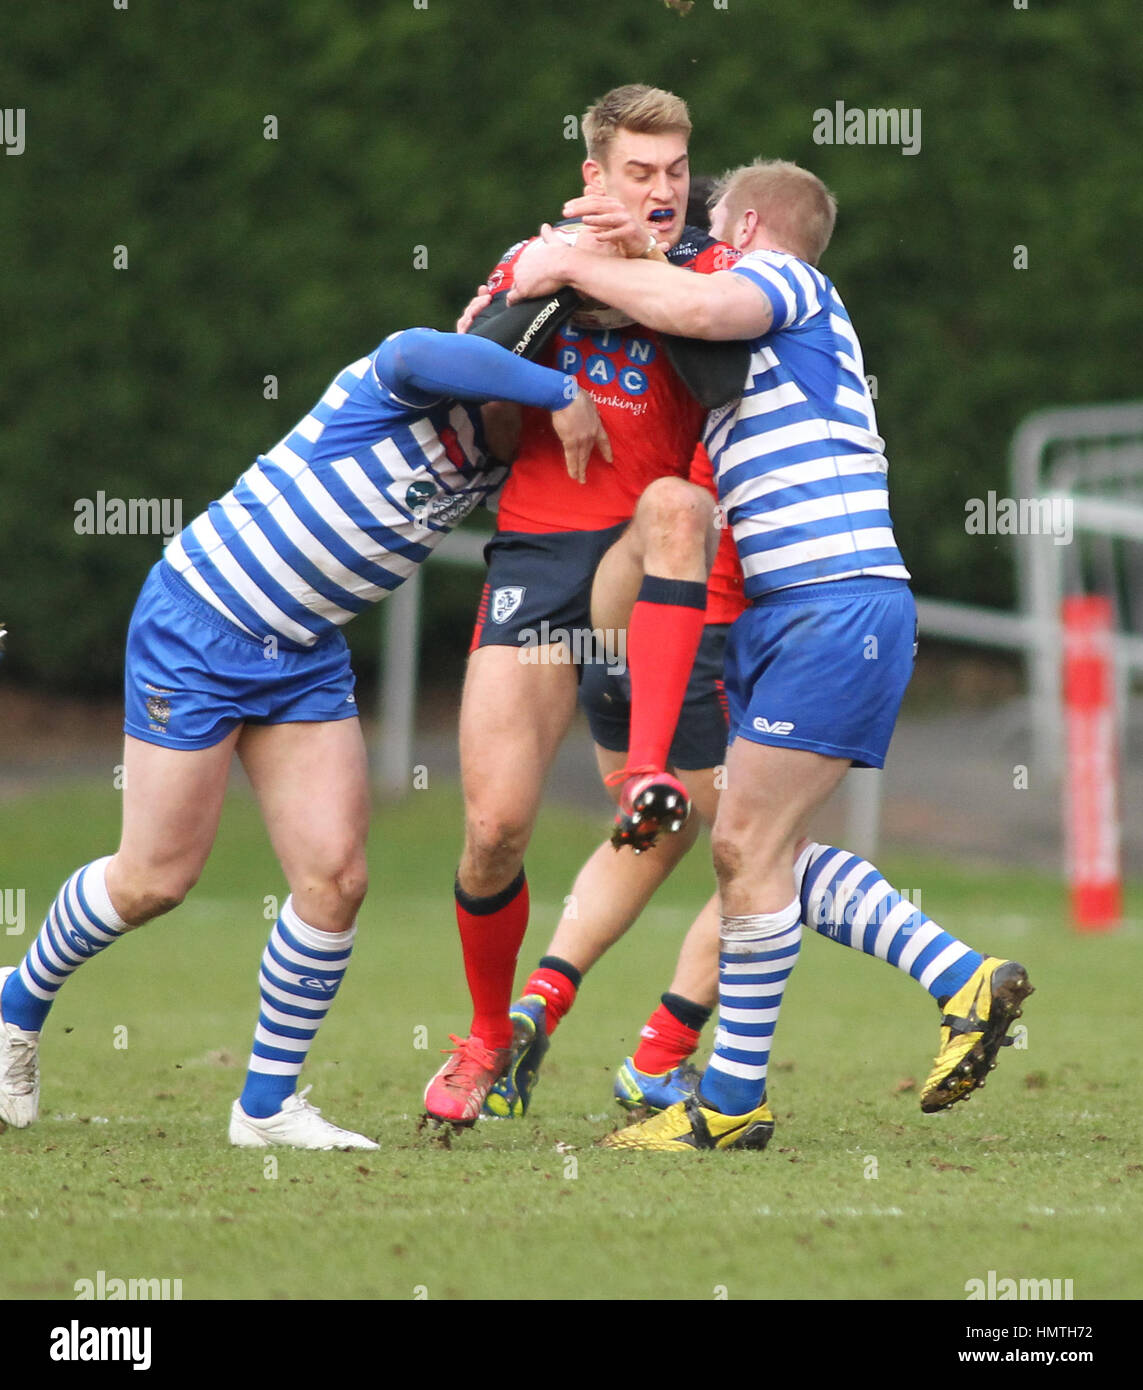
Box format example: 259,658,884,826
461,525,624,870
716,738,848,852
237,718,370,884
590,529,643,636
460,645,579,824
115,731,240,884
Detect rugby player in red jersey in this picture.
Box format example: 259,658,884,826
484,440,745,1118
461,180,747,1122
423,87,747,1126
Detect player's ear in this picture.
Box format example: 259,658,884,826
582,158,605,194
740,208,760,248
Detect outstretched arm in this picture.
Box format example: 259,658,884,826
374,328,610,483
375,327,576,411
509,225,773,342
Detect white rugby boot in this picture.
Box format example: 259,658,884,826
0,966,41,1129
228,1085,379,1150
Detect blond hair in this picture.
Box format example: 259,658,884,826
714,160,837,264
582,84,692,165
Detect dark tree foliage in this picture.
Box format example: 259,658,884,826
0,0,1138,695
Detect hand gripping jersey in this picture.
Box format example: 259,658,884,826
484,227,741,534
163,329,575,650
703,250,911,600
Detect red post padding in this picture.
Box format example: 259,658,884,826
1062,595,1121,931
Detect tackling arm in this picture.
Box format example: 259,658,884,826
375,328,576,412
375,328,610,484
512,231,773,342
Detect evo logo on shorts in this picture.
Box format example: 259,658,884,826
491,586,526,624
753,716,795,736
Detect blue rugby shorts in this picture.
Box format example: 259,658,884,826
725,577,916,769
123,561,358,750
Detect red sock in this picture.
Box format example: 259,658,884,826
523,964,579,1035
633,1002,703,1075
626,576,708,772
455,871,529,1050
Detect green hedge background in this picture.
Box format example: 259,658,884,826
1,0,1138,697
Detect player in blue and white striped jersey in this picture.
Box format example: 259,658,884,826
511,159,1031,1148
0,327,607,1149
164,329,595,656
700,250,910,599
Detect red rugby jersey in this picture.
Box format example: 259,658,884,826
487,230,735,534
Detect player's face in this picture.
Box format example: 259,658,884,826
586,129,691,248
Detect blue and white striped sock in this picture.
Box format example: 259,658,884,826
699,900,801,1117
799,843,983,1000
238,897,355,1119
1,857,127,1032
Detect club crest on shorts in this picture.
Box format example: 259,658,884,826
145,695,171,726
491,586,526,625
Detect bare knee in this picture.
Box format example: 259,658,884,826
290,856,369,930
107,861,199,927
460,810,531,896
328,859,368,917
637,478,715,555
639,476,713,524
710,828,745,897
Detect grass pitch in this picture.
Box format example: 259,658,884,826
1,776,1141,1302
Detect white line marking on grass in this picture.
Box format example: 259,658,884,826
753,1205,905,1218
742,1203,1128,1220
1026,1204,1121,1217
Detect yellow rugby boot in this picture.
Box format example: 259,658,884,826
600,1094,774,1151
921,957,1033,1113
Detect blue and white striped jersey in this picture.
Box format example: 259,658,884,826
164,330,572,649
703,250,910,599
